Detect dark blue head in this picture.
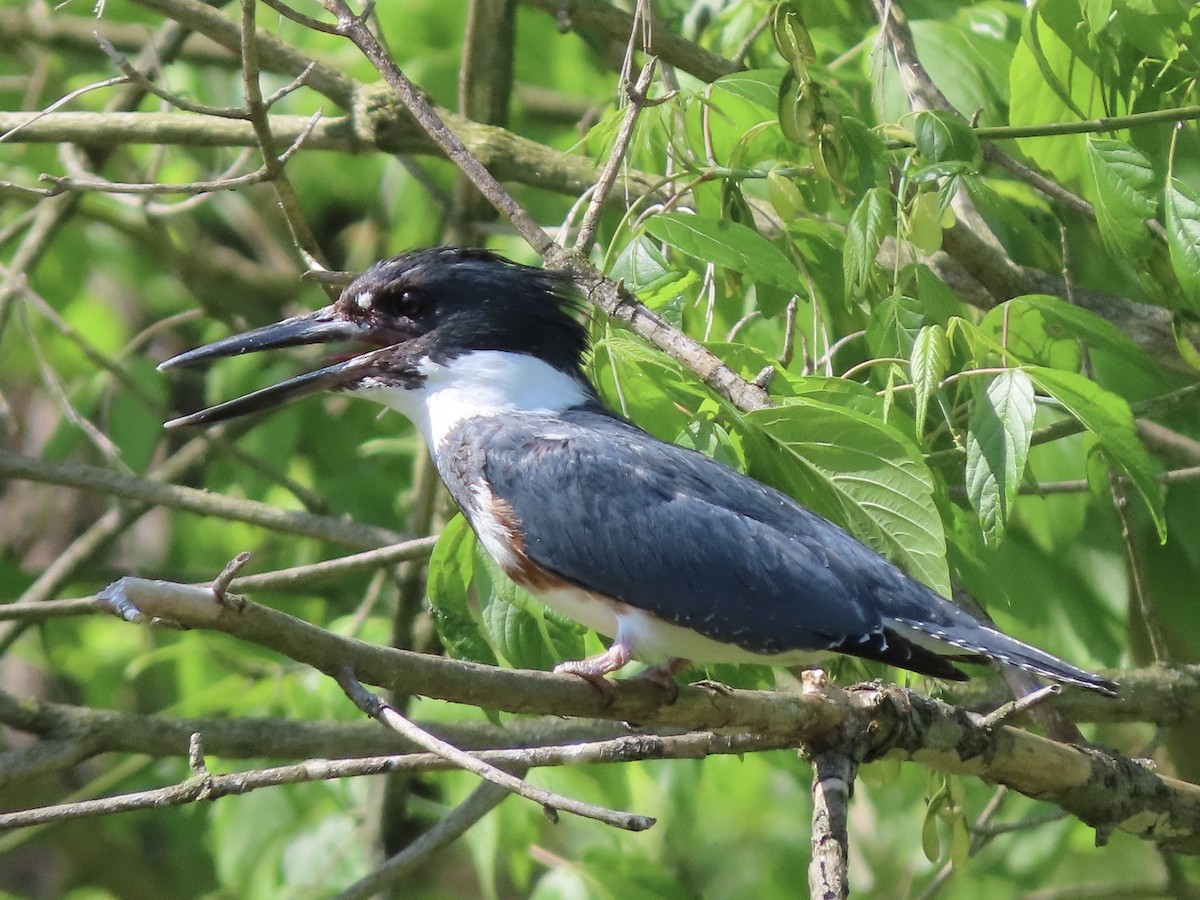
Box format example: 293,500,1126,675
159,248,592,427
343,248,589,375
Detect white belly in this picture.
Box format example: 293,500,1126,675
531,582,824,668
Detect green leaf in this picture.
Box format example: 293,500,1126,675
842,116,891,192
908,191,945,254
910,324,949,437
777,68,815,144
922,782,948,863
610,236,695,304
966,369,1035,545
867,292,925,360
475,552,586,670
1165,177,1200,312
1009,0,1119,185
983,294,1158,374
591,329,707,441
644,213,800,291
771,0,815,77
767,168,804,221
427,514,498,666
676,407,746,471
1085,137,1157,262
709,69,782,111
950,814,971,866
1026,367,1166,540
911,263,965,324
913,110,981,168
746,397,950,596
843,186,893,302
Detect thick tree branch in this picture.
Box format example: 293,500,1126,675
0,110,658,202
3,662,1199,781
0,8,236,67
0,685,657,768
802,670,862,900
808,751,855,900
518,0,739,83
87,576,1200,853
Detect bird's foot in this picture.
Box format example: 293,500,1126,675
554,642,633,703
691,678,735,696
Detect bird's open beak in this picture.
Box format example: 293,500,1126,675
159,307,372,428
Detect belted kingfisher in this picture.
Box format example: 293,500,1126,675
160,248,1117,695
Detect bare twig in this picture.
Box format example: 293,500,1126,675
232,537,439,592
978,685,1061,729
946,463,1200,499
259,0,342,34
239,0,329,276
927,381,1200,468
131,0,356,106
96,36,249,119
1111,468,1167,662
731,11,772,68
573,58,658,255
0,539,440,624
0,600,103,623
334,668,656,832
0,76,129,144
37,111,322,196
0,728,784,830
210,551,252,603
0,448,404,549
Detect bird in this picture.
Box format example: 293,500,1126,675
159,247,1117,696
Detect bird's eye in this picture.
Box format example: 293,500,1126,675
393,289,425,318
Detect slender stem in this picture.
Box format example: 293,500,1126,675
573,58,658,255
971,106,1200,140
334,668,656,832
0,448,404,549
927,381,1200,468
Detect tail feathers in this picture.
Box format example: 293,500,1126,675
888,618,1119,696
829,629,970,682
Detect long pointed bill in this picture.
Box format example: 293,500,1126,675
158,308,365,371
160,308,387,428
165,356,374,428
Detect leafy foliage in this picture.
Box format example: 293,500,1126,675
3,0,1200,897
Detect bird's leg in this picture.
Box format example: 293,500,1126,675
554,640,633,693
